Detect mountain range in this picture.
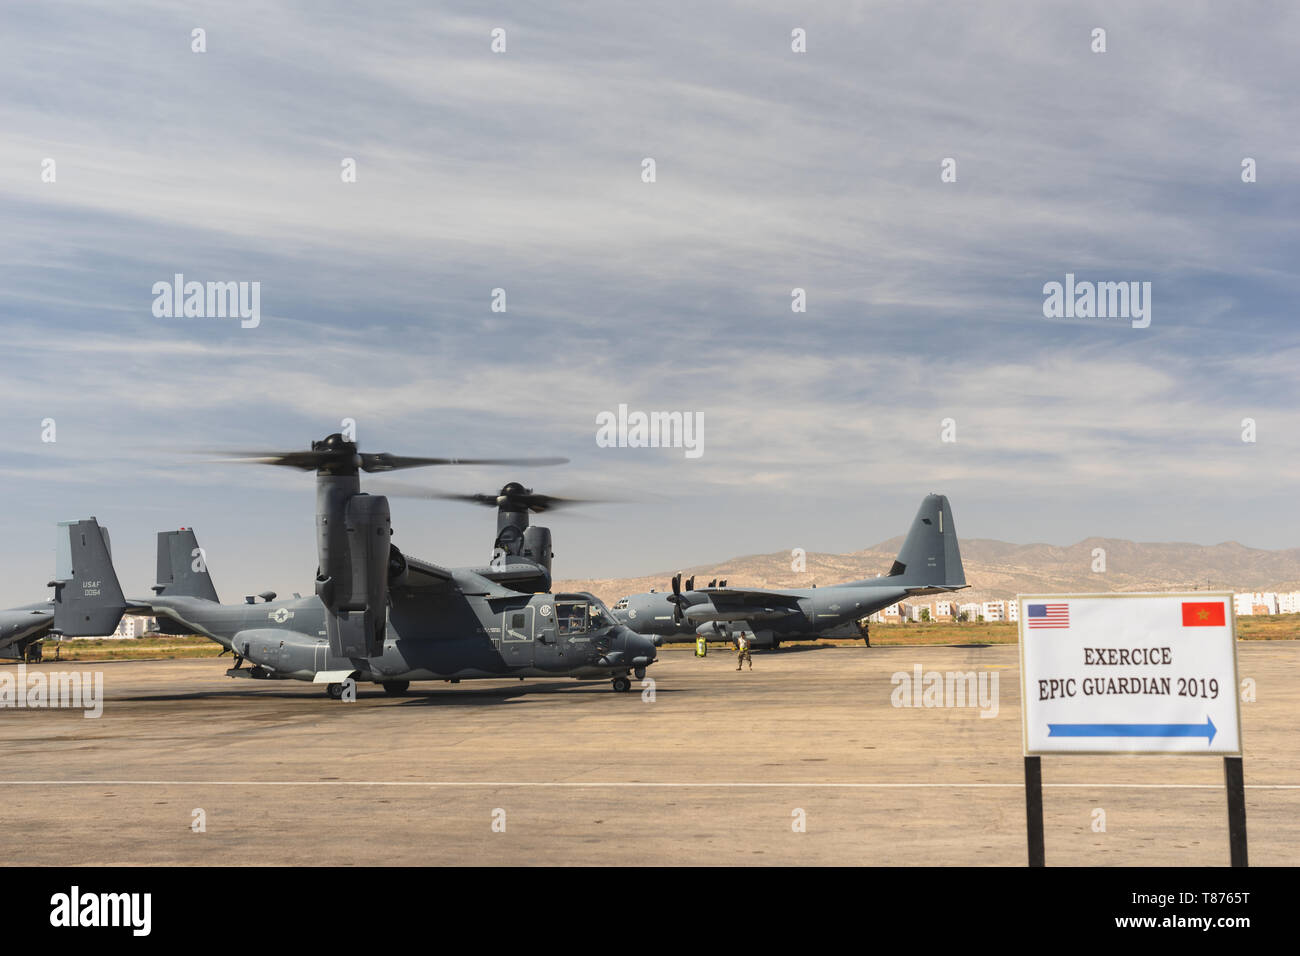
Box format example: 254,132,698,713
555,537,1300,607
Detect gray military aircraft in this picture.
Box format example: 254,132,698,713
610,494,967,648
125,434,657,698
0,518,127,661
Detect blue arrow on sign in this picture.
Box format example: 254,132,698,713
1048,716,1217,744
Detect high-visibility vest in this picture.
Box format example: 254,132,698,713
695,636,707,657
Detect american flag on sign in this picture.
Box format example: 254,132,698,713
1027,603,1069,628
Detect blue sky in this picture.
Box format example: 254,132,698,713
1,1,1298,605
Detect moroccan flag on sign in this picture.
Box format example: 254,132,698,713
1182,602,1226,627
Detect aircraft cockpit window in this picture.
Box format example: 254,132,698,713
587,604,613,629
613,598,629,611
556,602,589,636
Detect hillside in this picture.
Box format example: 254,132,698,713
555,537,1300,606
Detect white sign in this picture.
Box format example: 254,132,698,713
1019,593,1241,755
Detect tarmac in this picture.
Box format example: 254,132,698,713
1,642,1296,865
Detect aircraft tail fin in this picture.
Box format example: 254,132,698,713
51,518,127,637
154,528,220,602
843,494,966,591
887,494,966,589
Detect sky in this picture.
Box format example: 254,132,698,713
1,1,1298,606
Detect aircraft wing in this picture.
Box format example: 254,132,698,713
685,588,805,624
469,562,549,587
393,554,549,598
395,554,458,592
697,588,804,608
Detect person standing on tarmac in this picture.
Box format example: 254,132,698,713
735,631,752,671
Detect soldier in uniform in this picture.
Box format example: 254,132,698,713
735,631,752,671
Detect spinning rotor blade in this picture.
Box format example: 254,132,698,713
195,434,568,474
359,454,569,473
369,480,620,513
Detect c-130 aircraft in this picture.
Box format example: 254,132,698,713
611,494,967,648
125,434,657,699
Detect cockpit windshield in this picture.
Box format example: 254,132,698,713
586,602,614,629
555,595,616,635
554,602,583,636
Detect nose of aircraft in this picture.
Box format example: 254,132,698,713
625,628,657,666
598,624,660,676
602,626,656,669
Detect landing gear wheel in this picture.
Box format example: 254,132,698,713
325,682,345,700
382,681,409,697
612,676,631,693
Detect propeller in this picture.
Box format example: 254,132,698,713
369,479,618,513
200,433,568,474
669,572,686,624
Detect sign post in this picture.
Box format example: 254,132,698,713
1018,592,1245,865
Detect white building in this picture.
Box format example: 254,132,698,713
1234,592,1281,616
868,603,902,624
110,615,157,639
982,600,1005,622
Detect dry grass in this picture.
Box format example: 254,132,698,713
34,635,225,661
1235,614,1300,641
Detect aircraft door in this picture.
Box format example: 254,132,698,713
500,606,535,669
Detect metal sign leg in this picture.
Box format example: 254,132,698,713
1224,756,1248,867
1024,755,1045,867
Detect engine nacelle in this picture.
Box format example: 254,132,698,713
521,525,553,578
695,621,730,638
315,493,392,659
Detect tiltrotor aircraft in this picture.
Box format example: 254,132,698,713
0,518,127,661
611,494,967,648
126,434,657,698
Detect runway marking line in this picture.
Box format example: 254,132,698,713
0,781,1296,789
